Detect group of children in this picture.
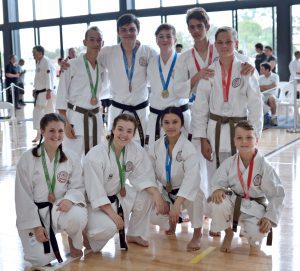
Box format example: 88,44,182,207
15,7,285,269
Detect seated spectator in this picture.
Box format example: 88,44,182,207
264,46,277,73
259,62,279,126
254,43,267,73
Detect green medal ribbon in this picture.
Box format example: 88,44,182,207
41,143,60,193
83,54,99,98
112,144,126,188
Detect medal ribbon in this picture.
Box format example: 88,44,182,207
121,44,137,90
164,139,172,186
192,44,213,72
220,60,233,102
41,143,60,194
112,144,126,188
237,151,256,199
158,52,177,94
83,54,99,98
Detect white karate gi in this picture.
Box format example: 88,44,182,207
56,54,107,157
33,56,56,130
289,58,300,81
15,148,87,266
191,56,263,193
83,140,158,252
146,52,190,145
209,152,285,246
148,134,204,229
98,44,157,143
259,73,280,101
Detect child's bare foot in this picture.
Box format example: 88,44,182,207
209,230,221,237
220,228,234,253
68,236,83,258
165,221,177,235
127,236,149,247
187,228,202,251
249,245,262,256
83,232,91,249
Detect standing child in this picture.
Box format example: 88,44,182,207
209,120,285,255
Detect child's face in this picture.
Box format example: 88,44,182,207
162,113,182,139
234,127,258,155
188,19,209,42
84,30,103,52
156,29,176,51
215,31,236,58
41,121,65,150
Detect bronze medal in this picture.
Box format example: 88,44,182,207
90,96,98,105
48,192,56,203
166,183,172,193
161,90,169,98
120,186,126,197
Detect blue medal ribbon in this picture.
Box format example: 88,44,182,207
158,52,177,94
164,138,172,187
121,44,137,90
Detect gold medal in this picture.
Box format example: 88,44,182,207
120,186,126,197
90,96,98,105
48,192,56,203
161,90,169,98
166,183,172,193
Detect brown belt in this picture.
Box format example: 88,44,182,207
67,102,100,154
232,193,272,246
209,113,247,168
33,89,46,106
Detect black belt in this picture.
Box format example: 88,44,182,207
111,100,149,147
67,102,100,154
108,195,128,250
231,193,272,246
147,104,189,144
162,187,184,224
34,202,63,263
34,89,46,106
209,113,247,168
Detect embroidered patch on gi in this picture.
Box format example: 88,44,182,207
232,77,241,88
57,171,69,183
108,174,113,179
126,161,134,172
139,56,148,67
253,174,262,186
176,151,183,162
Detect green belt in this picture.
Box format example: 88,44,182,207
67,102,100,154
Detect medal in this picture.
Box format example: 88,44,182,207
161,90,169,98
166,183,172,193
120,186,126,197
90,96,98,105
48,193,56,203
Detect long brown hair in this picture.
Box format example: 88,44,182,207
32,113,67,162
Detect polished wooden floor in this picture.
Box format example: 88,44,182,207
1,104,300,271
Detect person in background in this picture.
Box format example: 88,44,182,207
264,45,277,73
175,43,183,53
66,47,77,60
254,43,267,73
5,54,20,109
289,50,300,82
16,58,26,106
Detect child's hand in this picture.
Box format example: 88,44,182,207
210,189,226,204
257,217,272,233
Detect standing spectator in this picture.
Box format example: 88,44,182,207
32,45,56,142
264,46,277,73
289,50,300,82
5,54,20,109
259,62,280,126
16,58,26,106
66,47,77,60
254,43,267,73
175,43,183,53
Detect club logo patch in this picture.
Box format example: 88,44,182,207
176,151,183,162
57,171,69,183
253,174,262,186
126,161,134,172
232,78,241,88
139,56,148,67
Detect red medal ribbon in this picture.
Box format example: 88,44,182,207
220,60,233,102
192,44,213,72
237,151,256,199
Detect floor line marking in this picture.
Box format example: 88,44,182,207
190,246,216,264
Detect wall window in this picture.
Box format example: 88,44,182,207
90,0,119,13
135,0,160,10
18,0,33,22
237,7,275,57
61,0,88,17
39,26,61,62
138,17,162,51
292,5,300,54
35,0,60,20
90,20,117,46
0,0,3,24
62,24,88,57
162,0,196,7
